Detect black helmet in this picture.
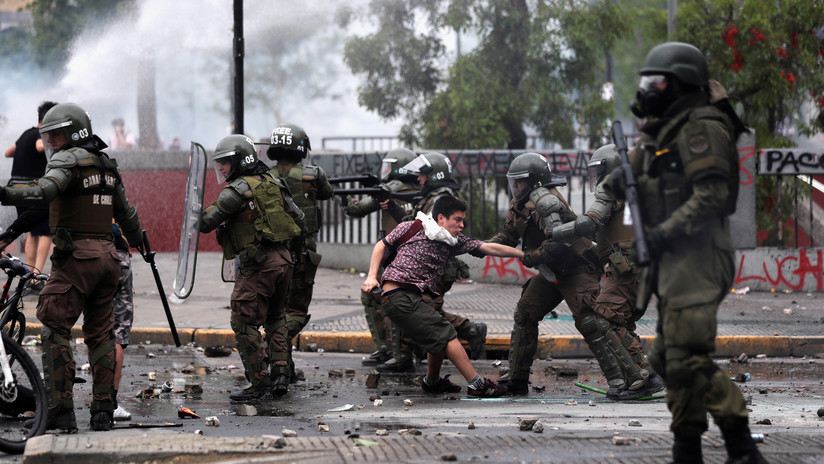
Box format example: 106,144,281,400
587,144,621,189
507,152,552,201
39,102,93,157
267,123,311,161
640,42,709,87
400,152,453,188
380,148,418,182
213,134,257,183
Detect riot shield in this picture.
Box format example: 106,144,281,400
222,256,238,282
173,142,208,299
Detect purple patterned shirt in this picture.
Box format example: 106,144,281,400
380,220,483,295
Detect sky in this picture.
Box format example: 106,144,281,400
0,0,428,152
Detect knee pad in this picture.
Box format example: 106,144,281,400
576,314,610,339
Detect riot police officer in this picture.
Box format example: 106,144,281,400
609,42,766,462
551,144,663,400
491,152,602,395
342,148,420,366
266,123,334,379
0,102,143,432
200,135,304,401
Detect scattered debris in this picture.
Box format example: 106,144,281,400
178,406,200,419
734,373,751,383
161,380,174,393
80,363,91,371
282,429,297,437
441,453,457,461
344,368,356,376
328,369,343,377
204,416,220,427
532,385,546,393
755,419,772,425
564,400,577,406
352,438,380,447
328,404,355,412
318,424,330,433
185,384,204,395
736,353,748,364
532,420,544,433
467,421,475,430
403,399,414,406
375,429,389,436
518,416,539,431
365,371,380,388
817,406,824,417
147,372,157,381
204,346,233,357
782,308,793,315
236,404,257,416
549,366,578,378
398,428,422,436
373,399,383,407
755,354,767,359
732,286,750,295
304,343,319,352
294,369,306,381
612,436,633,445
588,400,596,407
194,429,203,435
491,360,502,367
628,419,642,427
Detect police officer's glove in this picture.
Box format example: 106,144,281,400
519,248,543,268
605,166,630,201
0,187,5,203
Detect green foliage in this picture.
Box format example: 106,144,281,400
28,0,129,73
0,26,35,72
340,0,630,149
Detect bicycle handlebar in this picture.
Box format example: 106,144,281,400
0,257,29,278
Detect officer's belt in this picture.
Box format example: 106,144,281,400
261,240,288,251
72,233,114,241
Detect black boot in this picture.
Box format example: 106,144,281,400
272,375,290,397
672,433,703,463
721,422,769,464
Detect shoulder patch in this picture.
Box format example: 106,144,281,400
689,134,710,155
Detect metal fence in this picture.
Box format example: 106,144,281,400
314,150,595,245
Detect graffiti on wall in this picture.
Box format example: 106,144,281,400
735,249,824,291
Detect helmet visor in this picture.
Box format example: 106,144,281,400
587,159,606,190
213,150,236,184
399,155,432,176
507,172,532,201
39,128,69,158
639,74,667,93
380,158,397,181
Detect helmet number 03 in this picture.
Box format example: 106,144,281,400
274,135,292,146
78,128,89,138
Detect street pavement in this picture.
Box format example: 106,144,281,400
11,251,824,462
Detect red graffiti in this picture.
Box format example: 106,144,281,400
738,145,755,185
482,256,536,280
735,249,824,291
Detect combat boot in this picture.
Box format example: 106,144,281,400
617,372,665,400
361,350,392,366
25,409,77,434
672,433,703,463
90,410,113,432
375,355,414,373
721,421,769,464
272,375,290,397
497,373,529,396
229,384,271,402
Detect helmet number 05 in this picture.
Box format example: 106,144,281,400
244,154,255,165
274,135,292,146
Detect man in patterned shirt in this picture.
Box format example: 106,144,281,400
362,196,522,397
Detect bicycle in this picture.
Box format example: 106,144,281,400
0,255,48,454
0,255,47,344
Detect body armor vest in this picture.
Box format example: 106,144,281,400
221,174,301,259
50,148,119,235
417,186,460,215
382,180,417,233
286,165,321,234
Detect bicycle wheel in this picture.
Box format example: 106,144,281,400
0,332,47,454
0,304,25,345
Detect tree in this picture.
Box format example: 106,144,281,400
339,0,629,149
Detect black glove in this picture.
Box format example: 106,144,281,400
631,225,669,263
0,187,6,203
605,165,630,201
519,248,543,268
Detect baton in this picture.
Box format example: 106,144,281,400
136,230,181,347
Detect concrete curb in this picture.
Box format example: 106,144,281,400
24,323,824,358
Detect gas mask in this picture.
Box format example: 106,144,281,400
633,74,672,118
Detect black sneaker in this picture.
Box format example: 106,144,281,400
25,409,78,434
468,323,487,360
229,384,271,402
616,373,664,400
361,350,391,366
421,374,462,394
375,356,414,373
90,410,113,432
272,375,289,397
467,378,507,398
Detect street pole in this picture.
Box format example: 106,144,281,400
232,0,244,134
667,0,677,40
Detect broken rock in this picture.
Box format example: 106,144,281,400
365,371,380,389
518,416,539,431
